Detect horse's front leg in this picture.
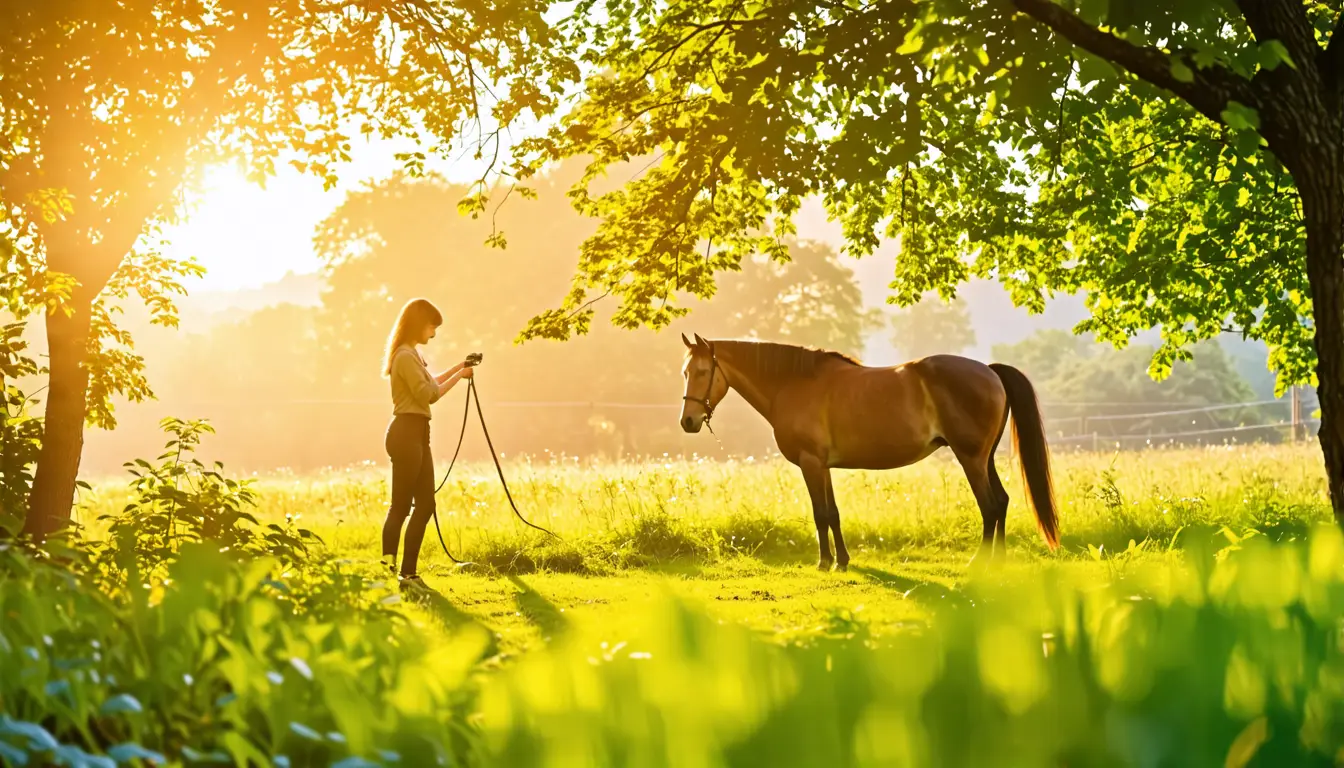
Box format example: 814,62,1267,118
799,452,834,571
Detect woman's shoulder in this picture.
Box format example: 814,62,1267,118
392,344,426,367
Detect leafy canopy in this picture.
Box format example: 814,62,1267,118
0,0,577,427
514,0,1337,393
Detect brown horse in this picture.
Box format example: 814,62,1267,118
678,334,1058,571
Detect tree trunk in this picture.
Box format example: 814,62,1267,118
1299,153,1344,526
22,300,93,538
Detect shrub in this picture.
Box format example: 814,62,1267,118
97,418,319,579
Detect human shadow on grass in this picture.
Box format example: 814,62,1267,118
402,579,501,659
851,566,964,609
507,575,571,642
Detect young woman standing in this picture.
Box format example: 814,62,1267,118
380,298,475,587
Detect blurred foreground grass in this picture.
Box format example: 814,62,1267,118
6,521,1344,766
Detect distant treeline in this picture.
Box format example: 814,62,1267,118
78,162,1289,473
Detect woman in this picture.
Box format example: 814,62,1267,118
380,298,474,587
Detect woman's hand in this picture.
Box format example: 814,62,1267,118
437,365,474,396
434,361,465,385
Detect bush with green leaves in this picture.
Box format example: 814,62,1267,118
0,541,490,766
99,418,319,576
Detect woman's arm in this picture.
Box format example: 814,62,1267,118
436,366,473,397
433,361,465,385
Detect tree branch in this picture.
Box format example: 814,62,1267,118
642,3,755,79
564,291,611,321
1009,0,1258,124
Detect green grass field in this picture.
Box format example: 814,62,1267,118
75,443,1331,656
9,441,1342,766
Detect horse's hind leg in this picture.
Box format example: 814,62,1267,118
952,448,997,568
987,453,1010,560
799,452,835,571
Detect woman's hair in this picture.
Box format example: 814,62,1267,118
382,298,443,377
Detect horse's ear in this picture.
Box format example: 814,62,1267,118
681,333,694,349
693,333,708,348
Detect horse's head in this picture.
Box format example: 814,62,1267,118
679,333,727,433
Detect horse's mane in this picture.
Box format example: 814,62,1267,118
711,339,861,380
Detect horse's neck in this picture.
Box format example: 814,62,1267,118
717,348,783,420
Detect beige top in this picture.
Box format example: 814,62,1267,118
390,344,441,418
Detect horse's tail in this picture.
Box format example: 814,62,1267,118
990,363,1059,550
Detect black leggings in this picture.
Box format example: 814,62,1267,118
382,414,436,576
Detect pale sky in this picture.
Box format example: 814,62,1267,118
157,135,924,365
161,136,494,292
160,134,887,301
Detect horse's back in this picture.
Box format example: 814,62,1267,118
905,355,1006,403
807,355,1007,469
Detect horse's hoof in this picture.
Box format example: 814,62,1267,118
817,560,833,572
836,562,849,573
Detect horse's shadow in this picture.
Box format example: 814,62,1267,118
403,580,502,659
851,565,963,608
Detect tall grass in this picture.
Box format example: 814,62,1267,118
7,439,1343,765
77,444,1332,573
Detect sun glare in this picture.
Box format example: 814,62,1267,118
161,164,329,292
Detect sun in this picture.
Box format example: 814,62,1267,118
160,164,328,292
160,138,486,292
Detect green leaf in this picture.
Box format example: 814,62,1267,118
1076,53,1118,85
181,747,229,762
1220,101,1261,132
108,743,167,764
1076,0,1108,24
289,722,323,742
0,717,58,751
1257,40,1296,71
1170,58,1195,83
221,732,271,766
897,34,924,55
1225,717,1269,768
0,741,27,766
289,657,313,680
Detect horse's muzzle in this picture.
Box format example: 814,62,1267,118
681,415,703,433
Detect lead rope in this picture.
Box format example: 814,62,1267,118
429,376,560,566
428,375,473,564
